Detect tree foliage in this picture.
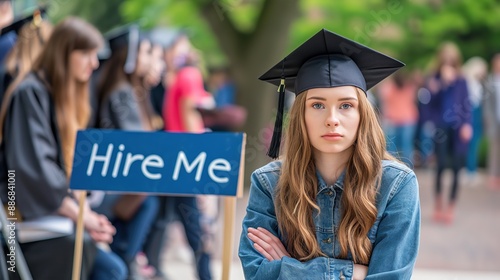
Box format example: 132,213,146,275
44,0,500,176
117,0,500,68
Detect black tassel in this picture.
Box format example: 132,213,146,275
267,78,286,159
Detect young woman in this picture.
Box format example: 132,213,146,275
239,29,420,280
0,17,127,279
425,42,471,224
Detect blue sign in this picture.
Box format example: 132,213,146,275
70,130,246,197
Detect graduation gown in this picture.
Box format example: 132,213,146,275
96,82,147,218
0,65,13,108
2,72,67,220
0,72,96,279
98,82,143,130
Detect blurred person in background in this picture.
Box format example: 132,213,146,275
162,32,214,132
203,66,247,131
425,42,471,224
93,25,159,278
414,71,437,167
207,66,235,108
378,70,418,167
144,32,213,280
0,0,14,63
483,53,500,190
0,9,52,106
147,27,180,120
142,35,166,130
0,17,127,280
462,57,488,182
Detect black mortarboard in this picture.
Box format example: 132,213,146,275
0,7,47,36
105,24,141,74
260,28,404,158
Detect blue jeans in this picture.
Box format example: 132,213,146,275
93,195,159,267
385,122,416,167
435,125,465,202
111,196,159,264
91,248,128,280
144,196,212,280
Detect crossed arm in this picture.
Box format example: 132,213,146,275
239,169,420,280
247,226,368,280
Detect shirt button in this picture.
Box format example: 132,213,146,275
327,190,334,196
323,237,332,244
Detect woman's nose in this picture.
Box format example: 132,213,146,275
92,55,99,70
325,110,339,127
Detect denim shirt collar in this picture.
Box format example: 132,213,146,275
316,168,346,193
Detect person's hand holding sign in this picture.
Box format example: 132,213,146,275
84,211,116,243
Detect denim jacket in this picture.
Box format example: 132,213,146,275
239,160,420,280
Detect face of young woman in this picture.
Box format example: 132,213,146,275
69,48,99,83
145,45,165,87
135,40,152,77
305,86,360,159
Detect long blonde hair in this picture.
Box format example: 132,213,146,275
4,19,53,86
435,42,462,71
0,19,52,132
275,87,393,264
0,17,102,176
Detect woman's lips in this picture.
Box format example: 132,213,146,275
322,133,343,140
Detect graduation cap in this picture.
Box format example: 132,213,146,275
105,24,141,74
147,27,185,49
260,28,404,158
0,7,47,36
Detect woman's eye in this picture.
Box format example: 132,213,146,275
340,103,353,109
312,103,324,109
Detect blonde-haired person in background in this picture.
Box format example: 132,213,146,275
462,56,488,183
0,9,52,106
239,29,420,280
425,42,472,224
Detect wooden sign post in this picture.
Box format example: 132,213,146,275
71,191,87,280
70,129,246,280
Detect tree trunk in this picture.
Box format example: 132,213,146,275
200,0,300,186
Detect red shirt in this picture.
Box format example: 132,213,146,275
163,66,208,132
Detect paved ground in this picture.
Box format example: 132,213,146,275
157,167,500,279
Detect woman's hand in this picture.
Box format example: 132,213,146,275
247,227,290,261
460,123,473,142
84,211,116,243
353,264,368,280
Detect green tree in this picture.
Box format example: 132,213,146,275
43,0,500,180
122,0,301,177
43,0,126,32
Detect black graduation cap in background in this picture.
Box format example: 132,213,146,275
0,6,47,36
105,24,141,74
260,28,404,159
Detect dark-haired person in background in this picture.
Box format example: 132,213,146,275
93,25,159,278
